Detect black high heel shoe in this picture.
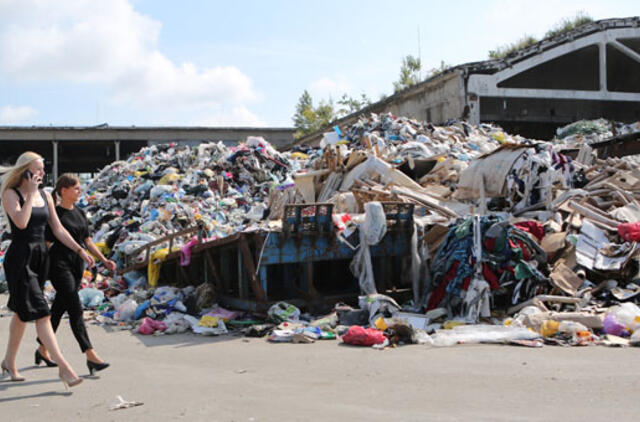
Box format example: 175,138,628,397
35,349,58,367
87,360,110,375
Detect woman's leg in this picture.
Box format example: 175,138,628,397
35,315,79,381
49,290,67,333
38,267,74,359
3,314,27,377
63,288,94,354
37,292,66,360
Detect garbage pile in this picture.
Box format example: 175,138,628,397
1,112,640,349
81,137,296,281
553,119,640,167
293,114,523,213
278,113,640,347
554,118,640,146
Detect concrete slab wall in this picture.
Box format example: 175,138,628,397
385,71,466,124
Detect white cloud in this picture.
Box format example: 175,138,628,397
308,77,352,101
110,53,258,110
0,105,37,124
190,106,266,127
0,0,261,117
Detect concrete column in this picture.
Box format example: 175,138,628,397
599,42,607,92
115,140,121,161
52,140,58,182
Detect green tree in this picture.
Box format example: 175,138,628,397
293,90,314,134
393,55,422,92
292,90,336,139
336,93,372,117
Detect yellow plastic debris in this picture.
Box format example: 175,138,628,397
158,173,180,185
375,316,388,330
492,131,506,143
443,320,465,330
198,315,220,328
147,247,171,287
540,320,560,337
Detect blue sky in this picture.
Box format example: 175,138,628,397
0,0,637,127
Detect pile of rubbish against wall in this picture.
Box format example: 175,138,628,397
2,112,640,348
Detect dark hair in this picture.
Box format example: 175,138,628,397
52,173,80,203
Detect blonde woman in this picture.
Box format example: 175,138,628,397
0,152,93,390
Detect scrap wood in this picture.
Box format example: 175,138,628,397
345,150,367,170
390,186,458,218
580,200,624,222
567,200,620,231
584,172,611,189
317,172,343,202
508,295,583,315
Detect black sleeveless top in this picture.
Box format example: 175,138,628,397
8,188,49,242
4,188,51,321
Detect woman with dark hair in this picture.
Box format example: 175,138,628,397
0,152,91,389
36,173,114,375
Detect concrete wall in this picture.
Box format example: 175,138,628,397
385,70,466,124
290,70,467,148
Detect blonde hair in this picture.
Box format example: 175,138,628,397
0,151,44,199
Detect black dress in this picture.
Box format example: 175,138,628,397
44,206,93,352
4,189,50,322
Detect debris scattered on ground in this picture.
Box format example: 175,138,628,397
110,395,144,411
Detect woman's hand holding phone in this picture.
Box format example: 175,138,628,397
23,169,41,193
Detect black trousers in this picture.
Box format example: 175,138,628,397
38,261,92,353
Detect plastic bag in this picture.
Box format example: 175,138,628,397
618,222,640,242
413,330,434,346
350,202,387,295
608,303,640,333
603,313,629,336
116,299,138,321
78,287,105,309
431,324,541,347
109,293,127,310
268,302,301,322
341,326,386,346
138,317,167,335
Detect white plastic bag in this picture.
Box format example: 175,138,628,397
115,299,138,321
431,324,541,347
350,202,387,295
78,288,105,309
607,303,640,333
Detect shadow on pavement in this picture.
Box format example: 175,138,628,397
0,390,72,403
132,331,241,349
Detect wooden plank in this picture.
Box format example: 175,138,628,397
239,236,267,302
204,249,222,289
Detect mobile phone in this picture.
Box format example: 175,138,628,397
23,170,33,180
